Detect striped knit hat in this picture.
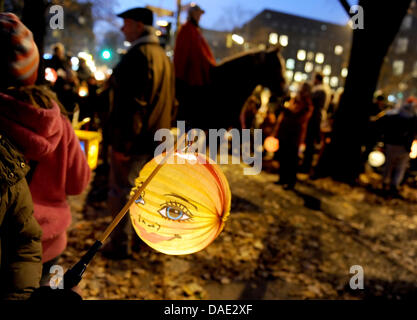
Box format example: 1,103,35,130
0,13,39,87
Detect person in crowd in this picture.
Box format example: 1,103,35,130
0,13,91,287
360,94,388,172
240,95,261,130
0,133,43,300
77,58,92,83
271,82,314,190
48,43,80,113
49,43,69,72
174,3,216,128
103,7,174,258
0,12,43,300
376,97,417,197
299,72,331,175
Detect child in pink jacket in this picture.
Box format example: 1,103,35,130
0,86,91,274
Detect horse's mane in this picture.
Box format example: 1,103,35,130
217,48,266,66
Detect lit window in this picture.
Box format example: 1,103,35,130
269,33,278,45
396,38,408,54
393,60,404,75
315,52,324,64
294,72,303,82
341,68,348,78
330,76,339,87
323,76,330,85
323,65,331,76
305,62,314,73
302,73,308,81
286,59,295,70
232,34,244,45
334,45,343,55
279,35,288,47
307,52,315,60
297,50,306,61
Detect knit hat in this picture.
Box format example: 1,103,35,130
0,13,39,87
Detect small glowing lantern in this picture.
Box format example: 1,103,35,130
130,153,231,255
78,83,89,97
368,150,386,167
45,67,58,84
410,140,417,159
264,136,279,153
75,130,102,170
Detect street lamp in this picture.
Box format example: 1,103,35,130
101,50,111,60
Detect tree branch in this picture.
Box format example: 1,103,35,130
339,0,352,17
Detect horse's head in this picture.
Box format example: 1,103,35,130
259,46,287,97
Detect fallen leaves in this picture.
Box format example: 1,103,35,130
62,162,417,300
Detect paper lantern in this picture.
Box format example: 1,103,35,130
410,140,417,159
368,150,385,167
129,153,231,255
264,136,279,153
75,130,102,170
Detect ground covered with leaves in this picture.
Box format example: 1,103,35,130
63,161,417,300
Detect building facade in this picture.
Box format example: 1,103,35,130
378,0,417,100
203,9,352,91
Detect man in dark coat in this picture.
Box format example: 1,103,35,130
104,7,175,258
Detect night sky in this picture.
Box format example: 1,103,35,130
114,0,358,30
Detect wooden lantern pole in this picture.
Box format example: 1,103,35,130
63,133,188,289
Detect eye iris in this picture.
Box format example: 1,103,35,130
167,207,183,220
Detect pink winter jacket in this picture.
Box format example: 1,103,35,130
0,93,91,262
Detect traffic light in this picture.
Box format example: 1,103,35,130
101,49,111,60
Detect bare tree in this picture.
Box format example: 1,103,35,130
327,0,412,183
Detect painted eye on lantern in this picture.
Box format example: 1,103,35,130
158,201,193,221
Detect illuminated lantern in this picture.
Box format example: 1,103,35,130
129,153,231,255
368,150,385,167
264,136,279,153
410,140,417,159
75,130,102,170
45,67,58,84
78,82,89,97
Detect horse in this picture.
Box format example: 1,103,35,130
181,46,287,130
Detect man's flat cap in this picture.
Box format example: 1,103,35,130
117,7,153,25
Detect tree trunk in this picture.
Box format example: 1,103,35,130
329,0,411,184
22,0,48,84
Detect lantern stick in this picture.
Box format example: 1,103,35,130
62,132,189,289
